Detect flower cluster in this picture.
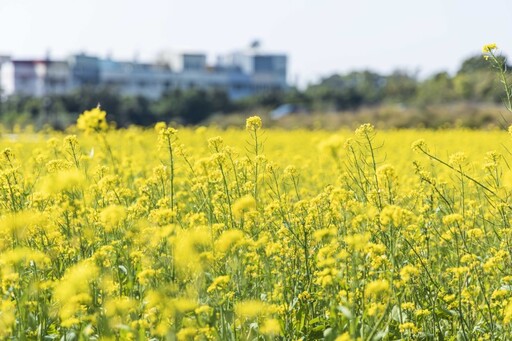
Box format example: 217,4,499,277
482,43,498,54
0,112,511,339
76,106,109,134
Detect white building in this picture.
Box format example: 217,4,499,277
157,51,207,72
0,46,288,100
0,58,72,97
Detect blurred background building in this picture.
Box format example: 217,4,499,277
0,44,288,100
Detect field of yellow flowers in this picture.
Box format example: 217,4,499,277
1,106,512,340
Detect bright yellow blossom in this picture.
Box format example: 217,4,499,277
482,43,497,53
77,106,109,134
246,115,262,131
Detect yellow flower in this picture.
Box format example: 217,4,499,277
0,300,16,338
380,205,413,227
283,165,298,177
411,139,427,152
173,227,211,274
137,269,157,286
400,264,420,283
176,327,198,341
0,247,50,268
355,123,374,138
467,228,484,239
401,302,416,310
399,322,419,334
100,205,127,231
232,195,257,219
335,332,352,341
208,136,224,151
172,298,197,313
154,121,167,133
77,106,109,134
216,230,245,252
442,213,464,225
235,300,273,318
365,279,390,299
503,300,512,324
482,43,498,53
158,126,178,145
63,134,79,150
415,309,430,317
207,275,230,293
104,296,137,318
260,318,281,336
1,213,47,242
246,116,262,131
448,152,467,167
54,261,99,324
344,232,371,252
195,305,213,315
40,169,85,194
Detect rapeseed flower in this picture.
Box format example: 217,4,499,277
503,300,512,324
411,139,427,152
400,264,420,283
216,229,245,252
232,195,257,219
154,121,167,133
365,279,390,299
104,296,137,320
399,322,419,334
2,103,512,338
100,205,127,231
482,43,498,53
53,261,99,325
344,232,371,252
172,298,197,313
235,300,273,318
246,115,262,131
334,333,352,341
77,106,109,134
176,327,198,341
40,169,85,193
260,318,281,336
207,275,230,293
0,300,15,338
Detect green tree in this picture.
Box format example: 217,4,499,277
415,72,456,105
119,95,154,126
383,70,418,103
457,55,491,74
305,70,386,111
452,55,508,103
153,88,230,124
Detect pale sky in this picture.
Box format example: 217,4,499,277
1,0,511,87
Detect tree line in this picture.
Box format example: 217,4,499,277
0,54,508,129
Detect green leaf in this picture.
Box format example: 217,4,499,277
390,305,408,323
